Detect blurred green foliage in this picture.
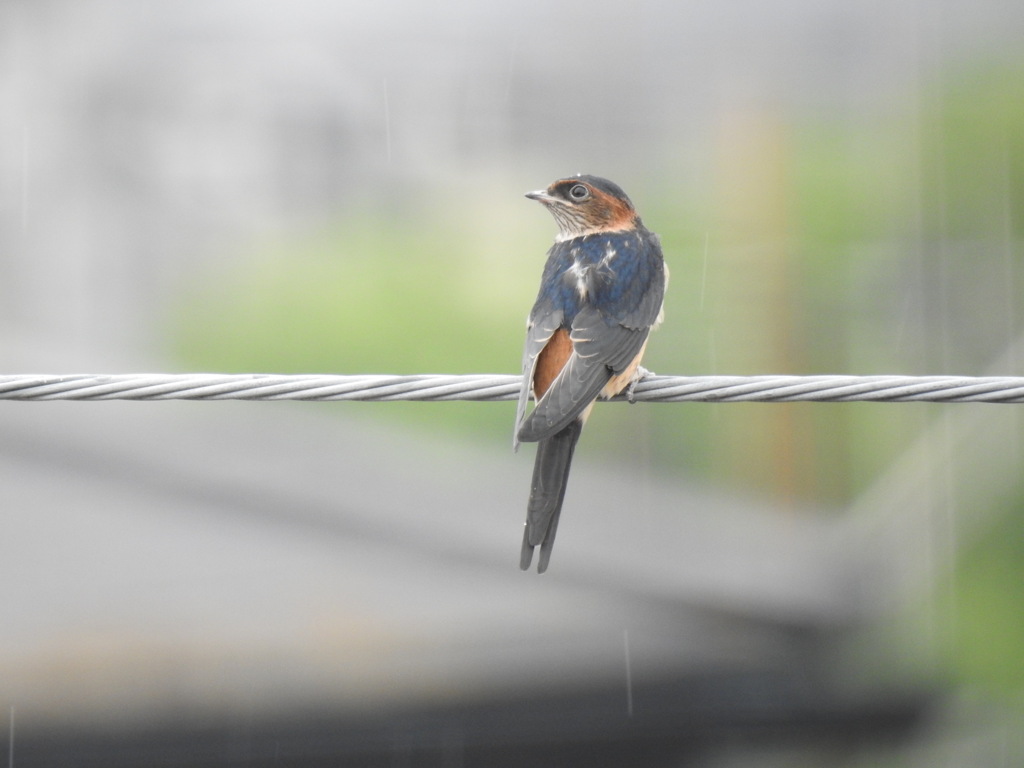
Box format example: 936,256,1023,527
945,498,1024,697
921,61,1024,242
925,60,1024,703
172,201,536,440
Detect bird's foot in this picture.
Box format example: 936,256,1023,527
626,366,653,403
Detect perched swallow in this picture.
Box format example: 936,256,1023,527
515,175,668,572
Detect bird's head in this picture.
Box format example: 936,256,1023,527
526,175,639,241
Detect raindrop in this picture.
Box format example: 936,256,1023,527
699,231,710,312
503,33,519,103
382,77,392,165
623,628,634,717
21,125,29,232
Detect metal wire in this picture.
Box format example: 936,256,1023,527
3,373,1024,403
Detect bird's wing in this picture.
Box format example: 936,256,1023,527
513,308,562,450
572,305,654,371
517,306,651,443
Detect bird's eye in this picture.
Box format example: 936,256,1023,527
568,184,591,201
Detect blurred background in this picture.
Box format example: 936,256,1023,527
2,0,1024,764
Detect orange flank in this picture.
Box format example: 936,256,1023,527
533,328,573,399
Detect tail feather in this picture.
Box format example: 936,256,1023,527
520,419,584,573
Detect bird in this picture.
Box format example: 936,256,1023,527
514,174,668,573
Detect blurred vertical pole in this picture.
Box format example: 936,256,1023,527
712,107,813,509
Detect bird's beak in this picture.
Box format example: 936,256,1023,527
525,189,554,203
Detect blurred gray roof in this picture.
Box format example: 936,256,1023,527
0,408,853,720
0,351,869,731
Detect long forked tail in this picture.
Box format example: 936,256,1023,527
520,419,584,573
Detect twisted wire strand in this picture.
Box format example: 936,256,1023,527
3,373,1024,403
